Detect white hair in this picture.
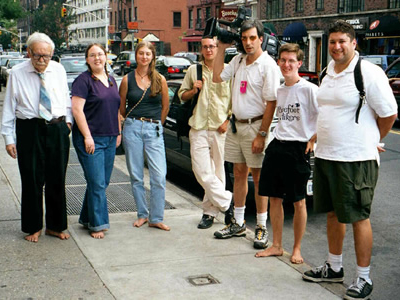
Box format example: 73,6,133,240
27,32,55,51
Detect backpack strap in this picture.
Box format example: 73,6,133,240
319,67,327,86
190,63,203,111
354,57,365,124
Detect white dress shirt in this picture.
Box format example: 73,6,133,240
1,59,72,145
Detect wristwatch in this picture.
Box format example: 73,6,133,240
258,131,268,137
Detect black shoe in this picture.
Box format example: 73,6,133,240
224,199,234,225
197,214,214,229
344,277,373,300
302,262,344,283
214,219,246,239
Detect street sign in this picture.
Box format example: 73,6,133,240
129,29,139,33
127,22,138,30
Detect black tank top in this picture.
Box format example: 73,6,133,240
126,71,162,120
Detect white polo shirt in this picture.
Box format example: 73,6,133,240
316,52,397,162
220,51,280,120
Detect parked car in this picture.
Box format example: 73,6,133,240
0,55,13,86
156,56,192,80
386,57,400,118
112,51,137,76
299,66,319,85
360,55,399,71
2,58,29,86
174,52,201,64
164,79,315,204
107,53,117,66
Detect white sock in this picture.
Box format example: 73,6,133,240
357,265,372,284
327,252,343,272
234,206,245,226
256,212,268,227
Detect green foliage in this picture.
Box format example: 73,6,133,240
0,0,24,21
31,2,75,48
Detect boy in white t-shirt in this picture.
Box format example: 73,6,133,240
255,43,318,264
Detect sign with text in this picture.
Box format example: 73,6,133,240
219,8,238,22
127,22,138,30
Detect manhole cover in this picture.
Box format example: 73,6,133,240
187,274,220,286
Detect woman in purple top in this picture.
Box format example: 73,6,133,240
119,41,170,231
71,44,121,239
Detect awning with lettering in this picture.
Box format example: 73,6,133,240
282,22,307,42
366,15,400,39
181,35,202,42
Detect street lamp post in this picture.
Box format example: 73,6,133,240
63,3,109,52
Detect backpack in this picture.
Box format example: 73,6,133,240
319,57,365,124
176,63,203,139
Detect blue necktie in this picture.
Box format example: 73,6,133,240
37,72,52,121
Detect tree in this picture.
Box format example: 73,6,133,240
0,0,24,21
31,2,75,48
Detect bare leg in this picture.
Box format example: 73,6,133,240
25,230,42,243
232,163,249,208
291,199,307,264
327,211,346,255
45,229,70,240
149,222,170,231
255,197,284,258
133,218,148,227
352,218,372,267
251,168,268,214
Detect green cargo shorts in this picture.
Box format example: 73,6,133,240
313,158,379,224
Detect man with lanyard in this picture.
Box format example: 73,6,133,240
302,21,397,300
179,36,233,229
213,19,280,249
1,32,72,243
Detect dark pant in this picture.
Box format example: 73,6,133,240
16,118,70,234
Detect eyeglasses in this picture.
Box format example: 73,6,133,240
203,45,217,50
241,36,258,42
88,53,105,58
31,52,52,61
279,59,299,65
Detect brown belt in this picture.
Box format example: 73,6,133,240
235,115,263,124
134,117,160,124
43,116,65,124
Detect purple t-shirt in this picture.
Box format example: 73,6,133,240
71,71,120,136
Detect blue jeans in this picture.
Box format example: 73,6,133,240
72,128,117,231
123,118,167,223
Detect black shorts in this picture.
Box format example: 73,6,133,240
259,138,311,203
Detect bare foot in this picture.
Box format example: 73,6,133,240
290,248,304,264
255,245,283,258
45,229,70,240
133,218,148,227
149,222,170,231
25,230,42,243
90,231,105,239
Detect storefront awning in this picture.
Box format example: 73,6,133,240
181,35,202,42
143,33,160,42
123,33,135,42
366,15,400,39
263,23,277,35
282,22,307,42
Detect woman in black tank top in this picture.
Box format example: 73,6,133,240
119,41,170,231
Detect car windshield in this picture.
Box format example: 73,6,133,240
165,57,190,66
60,57,87,73
8,59,26,68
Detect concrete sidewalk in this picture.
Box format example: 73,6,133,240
0,121,342,299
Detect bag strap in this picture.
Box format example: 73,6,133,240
318,57,365,124
191,63,203,110
125,83,150,118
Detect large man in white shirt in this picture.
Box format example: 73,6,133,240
302,21,397,300
1,32,72,243
213,20,280,249
179,37,233,229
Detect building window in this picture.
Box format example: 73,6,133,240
338,0,364,13
124,9,126,23
110,12,112,25
134,7,137,21
267,0,284,19
197,8,202,29
129,8,132,22
389,0,400,8
205,7,211,20
189,9,193,29
115,11,117,26
316,0,324,10
295,0,304,12
173,12,181,27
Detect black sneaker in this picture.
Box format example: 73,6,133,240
224,199,234,225
302,262,344,283
197,214,214,229
344,277,373,300
214,219,246,239
253,224,268,249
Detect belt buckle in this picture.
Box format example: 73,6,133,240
139,117,145,122
248,118,252,125
44,118,52,125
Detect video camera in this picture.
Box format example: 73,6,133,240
203,6,280,57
